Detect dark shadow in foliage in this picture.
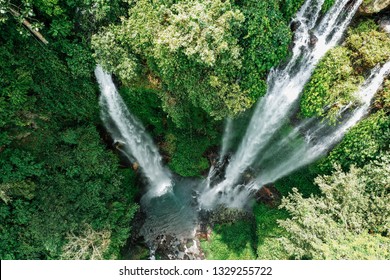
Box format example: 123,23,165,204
202,219,257,260
119,85,221,177
254,203,289,259
274,164,321,197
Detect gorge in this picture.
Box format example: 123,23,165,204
95,0,390,258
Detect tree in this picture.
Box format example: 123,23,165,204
61,224,112,260
0,4,139,258
92,0,304,126
300,47,363,123
0,0,49,43
278,153,390,259
300,20,390,123
92,0,254,125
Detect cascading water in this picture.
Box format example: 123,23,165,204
253,61,390,186
96,66,199,248
95,0,389,257
201,60,390,208
95,65,172,197
199,0,363,208
218,118,233,163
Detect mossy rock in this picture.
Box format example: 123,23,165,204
359,0,390,15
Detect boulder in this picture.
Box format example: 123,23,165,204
309,31,318,47
379,16,390,34
132,162,139,171
290,20,301,32
255,183,281,207
359,0,390,15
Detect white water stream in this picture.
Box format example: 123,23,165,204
199,0,364,208
95,0,389,243
96,66,172,197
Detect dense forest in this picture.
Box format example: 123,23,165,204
0,0,389,260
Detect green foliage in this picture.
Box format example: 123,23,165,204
313,232,390,260
0,25,98,134
119,87,166,136
251,164,321,260
154,0,253,121
93,0,252,123
310,21,390,170
240,0,292,100
359,0,389,14
348,19,378,34
0,0,41,28
0,2,139,259
242,0,291,75
4,0,389,262
321,0,335,13
0,149,43,203
166,132,211,177
300,20,390,123
374,79,390,112
300,47,363,122
156,0,244,67
275,165,320,197
254,204,289,259
91,26,140,83
61,224,112,260
92,0,304,125
119,85,219,177
201,220,257,260
278,155,390,259
321,110,390,171
345,26,390,69
0,126,139,259
279,0,306,21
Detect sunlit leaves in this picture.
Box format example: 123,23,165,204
92,0,298,124
322,110,390,170
300,20,390,123
300,47,363,123
278,154,390,259
346,28,390,69
156,0,244,67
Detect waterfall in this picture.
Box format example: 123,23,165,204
201,60,390,208
95,65,172,197
218,118,233,163
95,0,388,247
199,0,363,208
255,61,390,186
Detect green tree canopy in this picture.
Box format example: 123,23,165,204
92,0,303,126
278,153,390,259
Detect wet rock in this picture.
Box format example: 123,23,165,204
379,16,390,34
291,20,301,32
196,231,209,241
178,243,185,252
243,172,253,183
132,162,139,171
186,240,194,247
122,209,149,259
113,139,125,149
255,183,281,207
152,234,205,260
203,205,253,226
309,31,318,47
359,0,390,15
203,145,220,166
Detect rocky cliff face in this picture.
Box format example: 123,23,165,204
359,0,390,14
